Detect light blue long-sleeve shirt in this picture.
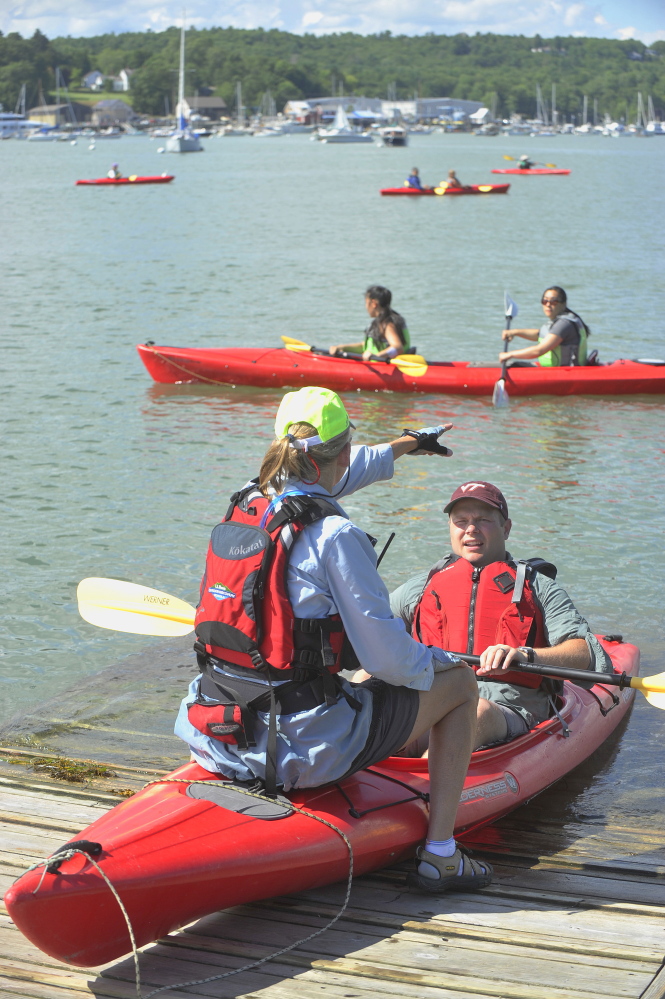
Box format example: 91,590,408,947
175,444,449,790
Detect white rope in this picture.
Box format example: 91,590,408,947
24,848,142,998
24,778,354,999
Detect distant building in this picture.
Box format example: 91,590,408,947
92,99,137,126
284,95,482,122
28,102,92,126
181,96,228,120
112,69,135,92
82,70,104,91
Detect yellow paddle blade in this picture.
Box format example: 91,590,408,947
644,691,665,710
280,335,309,346
503,155,515,161
388,352,427,365
545,163,557,168
284,343,312,353
631,672,665,695
77,578,195,637
128,175,138,182
477,185,493,192
391,357,427,377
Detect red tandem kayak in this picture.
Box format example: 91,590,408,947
381,184,509,195
136,344,665,397
75,175,174,186
491,168,570,176
4,637,638,967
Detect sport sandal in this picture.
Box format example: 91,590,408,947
408,844,493,893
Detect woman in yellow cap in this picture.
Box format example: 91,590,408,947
176,386,491,894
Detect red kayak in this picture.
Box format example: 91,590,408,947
4,638,638,967
381,184,509,195
75,175,174,186
136,344,665,397
491,168,570,175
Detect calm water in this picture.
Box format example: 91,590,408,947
1,132,664,832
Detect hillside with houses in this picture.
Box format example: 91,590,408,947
1,26,663,124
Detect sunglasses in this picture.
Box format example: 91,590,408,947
541,298,561,305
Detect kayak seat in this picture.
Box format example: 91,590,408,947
585,349,599,366
404,346,417,354
506,359,537,368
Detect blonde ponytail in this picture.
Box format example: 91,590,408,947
259,422,351,496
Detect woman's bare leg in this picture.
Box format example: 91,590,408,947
403,666,478,840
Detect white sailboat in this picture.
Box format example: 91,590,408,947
317,104,374,144
165,17,203,153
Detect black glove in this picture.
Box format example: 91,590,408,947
402,426,452,457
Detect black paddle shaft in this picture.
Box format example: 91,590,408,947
323,347,393,365
449,651,630,689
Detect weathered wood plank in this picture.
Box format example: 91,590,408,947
0,776,120,806
101,940,620,999
0,790,107,825
640,963,665,999
162,926,652,996
486,864,665,905
238,898,665,962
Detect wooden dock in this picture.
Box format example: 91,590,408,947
1,746,664,999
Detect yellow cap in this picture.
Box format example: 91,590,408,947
274,387,353,444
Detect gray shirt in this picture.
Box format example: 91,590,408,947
389,555,612,727
539,312,582,365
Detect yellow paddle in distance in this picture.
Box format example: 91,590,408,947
502,155,557,169
76,578,664,708
280,336,428,376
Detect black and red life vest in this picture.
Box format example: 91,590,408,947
412,554,556,689
189,482,359,764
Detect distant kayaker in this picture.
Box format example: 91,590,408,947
329,285,411,362
406,167,424,189
443,169,463,188
175,387,493,895
518,154,534,169
389,481,611,751
107,163,122,179
499,286,590,366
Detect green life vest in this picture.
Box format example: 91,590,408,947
538,316,588,367
363,318,411,355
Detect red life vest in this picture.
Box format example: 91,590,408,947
412,555,556,689
190,482,359,758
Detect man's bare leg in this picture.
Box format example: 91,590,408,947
475,698,508,749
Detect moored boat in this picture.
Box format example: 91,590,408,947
381,184,509,195
136,344,665,397
491,167,570,175
164,20,203,153
3,637,638,968
76,175,174,186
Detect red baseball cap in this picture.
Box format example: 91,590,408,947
444,481,509,520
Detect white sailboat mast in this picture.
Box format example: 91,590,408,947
178,16,186,129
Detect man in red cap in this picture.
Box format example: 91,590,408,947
390,481,610,749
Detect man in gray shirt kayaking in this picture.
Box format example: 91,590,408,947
389,481,611,750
